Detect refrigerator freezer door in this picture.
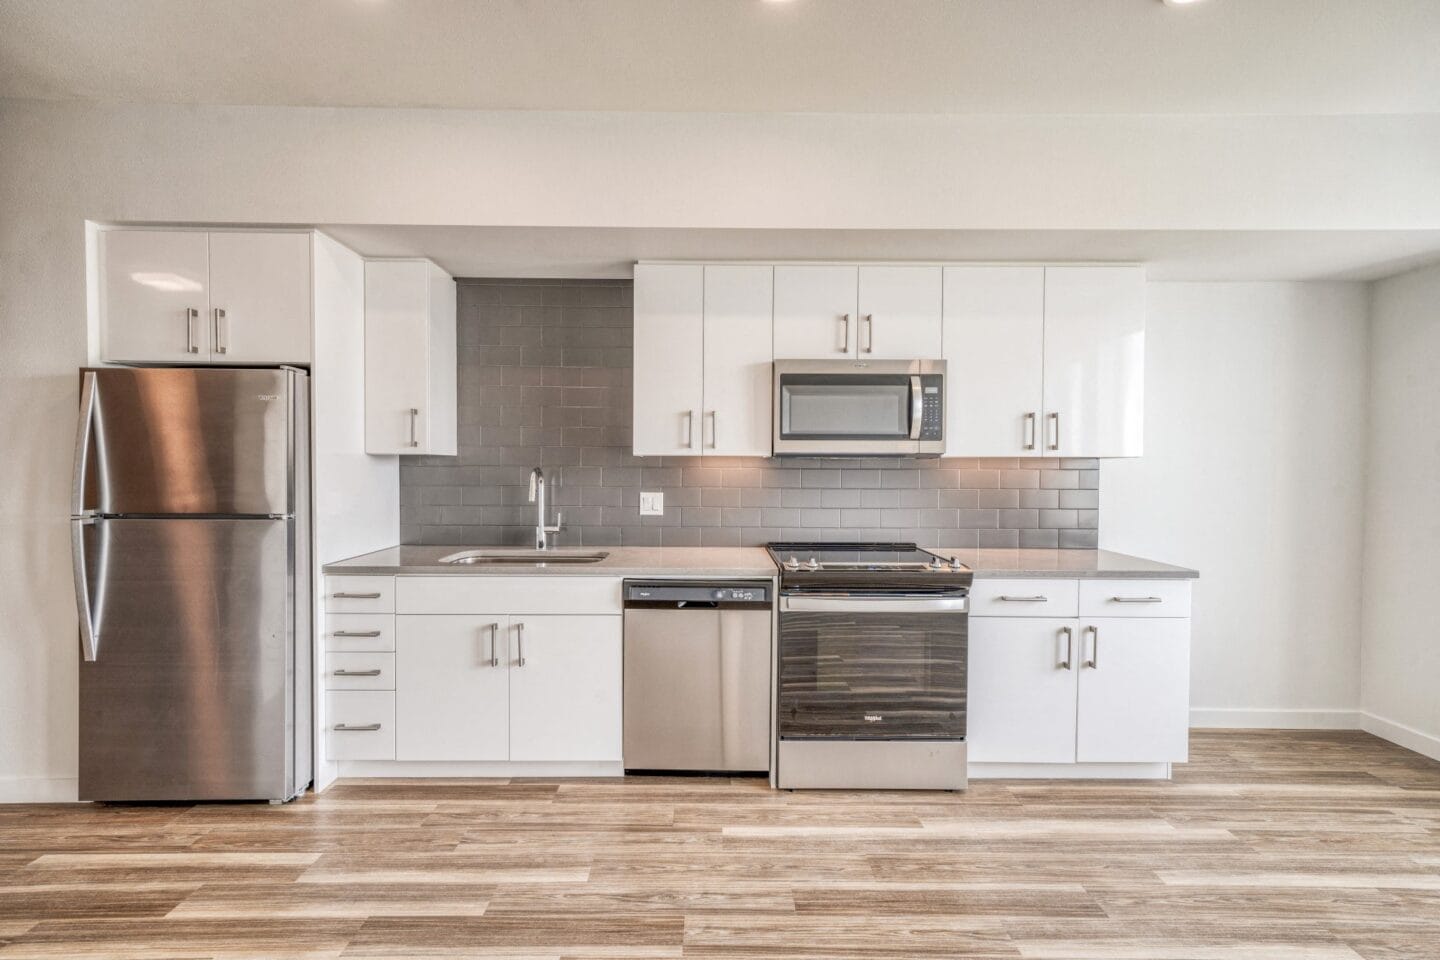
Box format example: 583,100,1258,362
78,517,297,802
79,367,294,516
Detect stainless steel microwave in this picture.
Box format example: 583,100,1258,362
773,359,946,457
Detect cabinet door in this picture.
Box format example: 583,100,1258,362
857,266,941,359
703,265,773,457
208,232,312,364
508,616,622,762
365,260,433,454
967,618,1079,763
1042,266,1146,457
773,265,858,359
1075,617,1190,763
633,264,704,455
942,267,1045,457
100,230,211,363
395,615,510,761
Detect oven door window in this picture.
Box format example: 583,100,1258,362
778,609,967,740
779,375,912,440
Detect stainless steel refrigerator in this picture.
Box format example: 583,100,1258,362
70,366,311,802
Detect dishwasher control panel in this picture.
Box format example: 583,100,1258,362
624,581,771,606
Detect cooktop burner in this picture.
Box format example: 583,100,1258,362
767,542,971,583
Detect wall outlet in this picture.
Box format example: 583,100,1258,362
639,491,664,516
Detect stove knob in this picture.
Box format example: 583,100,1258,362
805,557,820,571
950,558,965,571
784,556,801,571
929,557,945,570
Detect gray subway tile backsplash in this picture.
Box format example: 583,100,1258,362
399,279,1102,548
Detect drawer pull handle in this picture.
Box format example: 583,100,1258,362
333,592,382,600
334,723,381,732
998,595,1048,602
333,669,382,677
1111,596,1163,603
333,630,382,638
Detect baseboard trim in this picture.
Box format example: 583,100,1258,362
336,760,624,779
0,778,78,804
1190,708,1360,729
969,762,1171,780
1360,712,1440,763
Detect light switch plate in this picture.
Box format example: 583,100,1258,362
639,491,664,516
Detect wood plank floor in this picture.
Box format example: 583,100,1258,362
1,731,1439,958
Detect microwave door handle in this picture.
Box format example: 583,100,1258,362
909,375,923,440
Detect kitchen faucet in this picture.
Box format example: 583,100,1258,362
527,467,563,550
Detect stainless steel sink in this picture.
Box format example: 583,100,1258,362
438,549,610,565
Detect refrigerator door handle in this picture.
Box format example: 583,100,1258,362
72,371,97,517
71,516,99,662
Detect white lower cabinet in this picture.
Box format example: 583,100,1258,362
968,579,1192,771
396,615,511,761
968,618,1078,764
508,616,623,762
326,691,396,760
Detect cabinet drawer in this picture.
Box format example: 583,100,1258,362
325,652,395,691
324,576,395,614
324,614,395,652
970,579,1079,617
325,691,395,759
1079,580,1191,618
397,576,623,615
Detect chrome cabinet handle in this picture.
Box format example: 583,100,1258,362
486,621,500,667
1112,596,1164,603
908,375,923,441
1058,626,1073,670
707,410,718,449
1024,412,1037,451
840,313,850,353
998,595,1048,603
334,723,381,732
186,307,200,354
333,591,381,600
333,669,381,677
514,621,526,667
1048,412,1060,451
406,408,420,448
214,307,228,355
333,629,382,638
684,410,695,449
1084,625,1099,669
863,313,874,354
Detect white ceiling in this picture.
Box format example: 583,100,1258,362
3,0,1438,115
317,224,1440,282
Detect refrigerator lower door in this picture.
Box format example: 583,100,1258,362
78,517,298,802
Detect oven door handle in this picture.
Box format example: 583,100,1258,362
781,594,968,614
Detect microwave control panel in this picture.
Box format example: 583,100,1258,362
918,375,944,440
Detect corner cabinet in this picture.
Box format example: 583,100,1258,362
633,263,773,457
967,577,1192,777
943,264,1145,458
99,229,312,365
364,259,457,456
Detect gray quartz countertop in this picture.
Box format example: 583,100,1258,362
926,548,1198,580
325,545,1195,580
323,545,778,579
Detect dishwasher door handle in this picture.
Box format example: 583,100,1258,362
780,594,968,614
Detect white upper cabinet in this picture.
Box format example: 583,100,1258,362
100,230,213,363
773,265,858,359
942,266,1046,457
856,266,942,359
207,232,312,364
1041,266,1146,458
703,265,774,457
364,259,457,456
633,264,705,456
100,229,312,365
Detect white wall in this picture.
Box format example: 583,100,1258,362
2,98,1436,798
1360,262,1440,760
1103,283,1370,728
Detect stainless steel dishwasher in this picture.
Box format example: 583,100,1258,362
622,580,772,774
